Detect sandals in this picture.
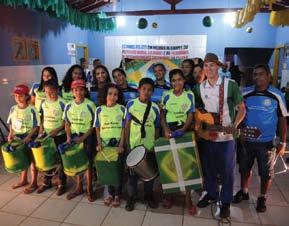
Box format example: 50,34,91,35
36,183,52,194
112,196,121,207
11,181,28,189
66,189,84,200
104,195,113,206
56,185,66,196
87,191,96,202
187,205,197,215
23,184,38,194
162,198,173,209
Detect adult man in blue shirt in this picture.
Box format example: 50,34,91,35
233,64,288,212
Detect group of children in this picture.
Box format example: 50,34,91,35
6,61,201,214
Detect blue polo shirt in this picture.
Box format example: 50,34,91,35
243,85,288,142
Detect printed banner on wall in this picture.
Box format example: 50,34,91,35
123,58,182,85
122,44,189,60
105,35,207,76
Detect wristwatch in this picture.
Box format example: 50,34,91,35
279,141,287,147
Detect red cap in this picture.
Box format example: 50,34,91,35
13,85,30,95
71,79,86,89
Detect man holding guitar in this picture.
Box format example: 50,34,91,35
193,53,246,218
233,64,288,213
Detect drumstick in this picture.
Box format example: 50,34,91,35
36,134,50,142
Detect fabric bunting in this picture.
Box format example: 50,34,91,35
0,0,116,31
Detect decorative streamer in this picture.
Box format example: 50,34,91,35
0,0,116,31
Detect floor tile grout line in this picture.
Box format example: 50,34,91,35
0,190,21,209
18,215,65,224
181,209,184,226
0,175,15,185
23,193,51,220
100,205,112,226
274,179,289,205
140,205,148,226
0,208,31,218
18,193,49,225
16,215,29,226
39,197,79,225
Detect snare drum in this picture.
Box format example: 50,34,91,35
126,146,158,181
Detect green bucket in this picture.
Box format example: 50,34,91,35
31,136,58,172
60,142,89,176
95,147,120,185
1,141,30,173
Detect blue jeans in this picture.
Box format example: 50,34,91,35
203,140,235,204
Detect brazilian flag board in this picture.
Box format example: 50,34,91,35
155,132,202,194
31,136,58,172
95,147,120,186
60,143,89,176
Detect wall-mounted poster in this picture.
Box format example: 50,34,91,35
12,37,41,61
27,39,40,60
12,37,28,61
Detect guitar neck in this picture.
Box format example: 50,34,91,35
204,124,239,135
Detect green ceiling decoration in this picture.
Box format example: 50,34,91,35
0,0,116,32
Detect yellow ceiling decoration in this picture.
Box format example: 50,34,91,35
233,0,289,28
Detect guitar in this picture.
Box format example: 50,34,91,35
194,109,261,140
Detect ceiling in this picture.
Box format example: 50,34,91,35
65,0,289,14
65,0,111,13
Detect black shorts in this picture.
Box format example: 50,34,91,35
239,141,276,180
80,132,96,166
53,133,67,147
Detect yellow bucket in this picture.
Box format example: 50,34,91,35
1,141,30,173
60,142,89,176
31,137,58,172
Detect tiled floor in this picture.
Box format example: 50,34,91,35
0,156,289,226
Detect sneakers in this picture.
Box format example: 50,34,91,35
233,189,249,203
256,196,267,212
197,194,216,208
220,203,230,218
125,197,136,211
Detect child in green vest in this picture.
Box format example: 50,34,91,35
30,67,59,111
7,85,40,193
61,65,87,103
125,78,160,211
37,80,67,195
95,83,125,207
63,79,96,202
160,69,196,215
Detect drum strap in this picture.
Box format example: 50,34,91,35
130,101,152,138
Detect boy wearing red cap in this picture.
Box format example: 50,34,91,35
63,79,96,201
37,80,67,195
7,84,40,193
